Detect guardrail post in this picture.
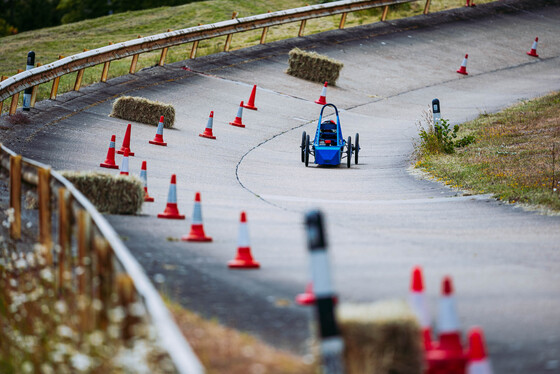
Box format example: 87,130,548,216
339,12,348,29
50,56,64,100
298,19,307,37
0,76,8,115
58,187,72,294
101,42,114,82
424,0,432,14
190,40,199,59
38,167,52,259
74,49,88,91
9,69,24,115
94,236,112,330
224,12,238,52
381,5,390,21
129,36,142,74
77,209,92,332
30,63,41,108
158,30,172,66
117,273,136,341
260,11,272,44
23,51,35,111
9,154,22,240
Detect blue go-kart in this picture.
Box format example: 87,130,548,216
300,103,359,168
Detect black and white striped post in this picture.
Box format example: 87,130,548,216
22,51,35,111
305,210,345,374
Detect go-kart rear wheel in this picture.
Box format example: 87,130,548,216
347,136,352,168
354,133,360,165
301,131,307,162
305,135,310,167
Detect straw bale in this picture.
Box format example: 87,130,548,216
60,171,144,215
286,48,344,85
110,96,175,128
337,300,424,374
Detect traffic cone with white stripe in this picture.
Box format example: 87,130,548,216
117,123,135,156
149,115,167,146
228,211,260,269
100,135,119,169
157,174,185,219
457,54,469,75
229,101,246,128
467,327,493,374
527,37,539,58
140,161,154,202
199,111,216,139
315,81,328,105
182,192,212,242
242,85,258,111
409,266,432,350
119,148,130,175
296,282,316,306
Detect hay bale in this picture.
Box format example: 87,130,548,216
337,300,424,374
110,96,175,128
286,48,344,85
60,171,144,215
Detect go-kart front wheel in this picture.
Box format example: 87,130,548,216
354,133,360,165
304,134,310,167
347,136,352,168
301,131,307,162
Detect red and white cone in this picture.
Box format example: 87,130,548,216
140,161,154,202
100,135,119,169
242,85,258,111
149,115,167,146
229,101,246,128
199,111,216,139
117,123,135,156
182,192,212,242
465,0,476,7
228,211,260,269
409,266,432,350
527,37,539,58
467,327,493,374
457,54,469,75
157,174,185,219
315,81,328,105
119,148,130,175
296,282,316,306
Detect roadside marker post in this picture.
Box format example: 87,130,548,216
22,51,35,111
305,210,345,374
432,98,441,132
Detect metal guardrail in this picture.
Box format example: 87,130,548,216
0,0,430,113
0,143,204,374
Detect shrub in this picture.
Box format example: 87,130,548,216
416,111,475,156
286,48,343,85
110,96,175,128
60,171,144,215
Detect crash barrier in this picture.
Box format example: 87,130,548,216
0,0,432,115
0,143,204,374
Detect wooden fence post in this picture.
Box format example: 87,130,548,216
424,0,432,14
9,154,22,240
94,236,112,330
38,167,52,261
74,49,88,91
381,5,390,21
0,76,8,114
339,12,348,29
129,36,142,74
101,43,114,82
50,56,64,100
190,41,199,59
298,19,307,37
57,187,72,294
30,63,42,108
77,209,92,332
158,30,172,66
9,69,24,115
224,12,238,52
117,273,136,341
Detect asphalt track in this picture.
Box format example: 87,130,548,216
2,0,560,372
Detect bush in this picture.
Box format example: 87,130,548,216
416,111,475,156
286,48,343,85
110,96,175,128
60,171,144,215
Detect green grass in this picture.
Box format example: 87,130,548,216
0,0,495,112
415,92,560,212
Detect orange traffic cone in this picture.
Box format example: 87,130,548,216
182,192,212,242
157,174,185,219
199,111,216,139
296,282,316,306
100,135,119,169
457,54,469,75
149,115,167,146
119,148,130,175
409,266,432,350
242,85,258,111
140,161,154,202
117,123,135,156
467,327,494,374
527,37,539,58
229,101,246,128
228,211,259,268
315,81,328,105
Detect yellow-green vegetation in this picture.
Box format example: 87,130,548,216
416,92,560,212
111,96,176,128
287,47,344,85
60,171,144,215
1,0,495,112
166,300,315,374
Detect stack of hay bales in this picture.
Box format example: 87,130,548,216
337,300,424,374
61,171,144,215
287,48,344,85
110,96,175,128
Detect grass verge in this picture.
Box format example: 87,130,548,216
415,91,560,212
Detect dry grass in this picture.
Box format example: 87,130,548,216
60,171,144,215
166,300,315,374
287,47,344,85
416,91,560,211
110,96,175,128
